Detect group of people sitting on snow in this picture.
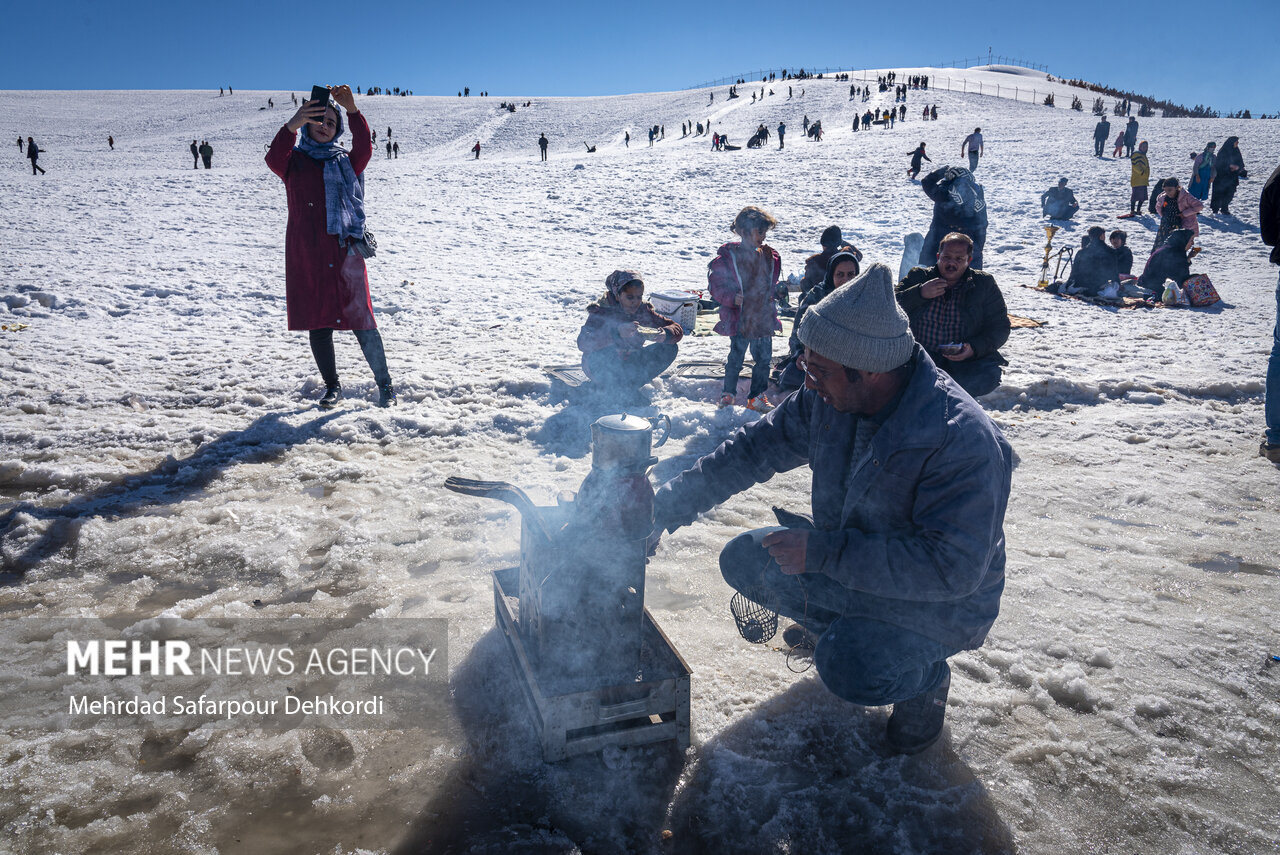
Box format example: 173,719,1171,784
1054,175,1210,304
576,208,1012,408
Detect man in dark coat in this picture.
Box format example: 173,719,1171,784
1093,117,1111,157
896,232,1009,397
1261,161,1280,461
26,137,44,175
651,264,1013,755
1123,116,1139,157
199,140,213,169
1041,178,1080,219
190,140,199,169
920,166,988,270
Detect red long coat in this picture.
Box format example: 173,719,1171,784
266,112,376,330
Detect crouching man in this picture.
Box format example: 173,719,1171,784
650,264,1013,754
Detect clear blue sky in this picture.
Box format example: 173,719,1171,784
5,0,1276,114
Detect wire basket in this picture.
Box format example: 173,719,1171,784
730,589,779,644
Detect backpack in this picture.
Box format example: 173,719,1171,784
1182,273,1220,307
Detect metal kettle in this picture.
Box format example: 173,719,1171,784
590,413,670,471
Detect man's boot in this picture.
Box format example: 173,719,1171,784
886,663,950,754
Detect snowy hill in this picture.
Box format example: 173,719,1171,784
2,67,1279,854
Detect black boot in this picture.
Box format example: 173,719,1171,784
319,384,343,409
886,663,950,754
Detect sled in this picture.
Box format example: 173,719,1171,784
899,232,925,281
669,357,787,380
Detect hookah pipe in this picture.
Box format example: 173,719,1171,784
1037,225,1060,288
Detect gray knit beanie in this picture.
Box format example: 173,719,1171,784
797,263,915,372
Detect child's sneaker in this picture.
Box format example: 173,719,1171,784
318,384,343,409
747,396,774,413
718,393,736,409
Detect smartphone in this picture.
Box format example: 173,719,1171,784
309,85,331,111
938,343,965,356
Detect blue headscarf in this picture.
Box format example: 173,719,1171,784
294,109,366,243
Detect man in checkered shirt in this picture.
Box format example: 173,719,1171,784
895,233,1010,398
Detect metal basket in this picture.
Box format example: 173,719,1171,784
730,589,779,644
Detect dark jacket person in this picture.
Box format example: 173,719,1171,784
651,263,1013,755
896,232,1009,397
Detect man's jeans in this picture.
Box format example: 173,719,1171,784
720,527,956,706
1266,269,1280,446
938,352,1004,398
967,151,979,172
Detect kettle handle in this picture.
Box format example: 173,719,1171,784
648,414,671,448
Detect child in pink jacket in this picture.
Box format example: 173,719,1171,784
707,206,783,411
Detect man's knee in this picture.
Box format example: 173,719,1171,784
718,528,779,592
813,621,947,706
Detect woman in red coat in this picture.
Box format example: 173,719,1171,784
266,84,394,408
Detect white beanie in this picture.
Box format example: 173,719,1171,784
797,263,915,372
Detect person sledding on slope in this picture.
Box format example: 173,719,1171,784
266,84,395,409
577,270,683,402
708,206,783,412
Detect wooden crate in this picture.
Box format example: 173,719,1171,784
493,566,691,762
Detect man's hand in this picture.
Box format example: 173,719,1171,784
920,277,950,299
762,529,809,575
330,85,358,114
941,343,974,361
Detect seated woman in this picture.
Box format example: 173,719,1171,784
1137,229,1196,296
577,270,683,400
776,250,860,392
1110,230,1134,280
1064,226,1119,297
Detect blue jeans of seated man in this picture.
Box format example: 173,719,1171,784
1266,270,1280,446
936,351,1003,398
720,527,957,706
723,335,773,399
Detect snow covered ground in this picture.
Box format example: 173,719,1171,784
2,66,1279,853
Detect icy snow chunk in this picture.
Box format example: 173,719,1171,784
1133,695,1173,717
1087,648,1114,668
1044,663,1102,712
